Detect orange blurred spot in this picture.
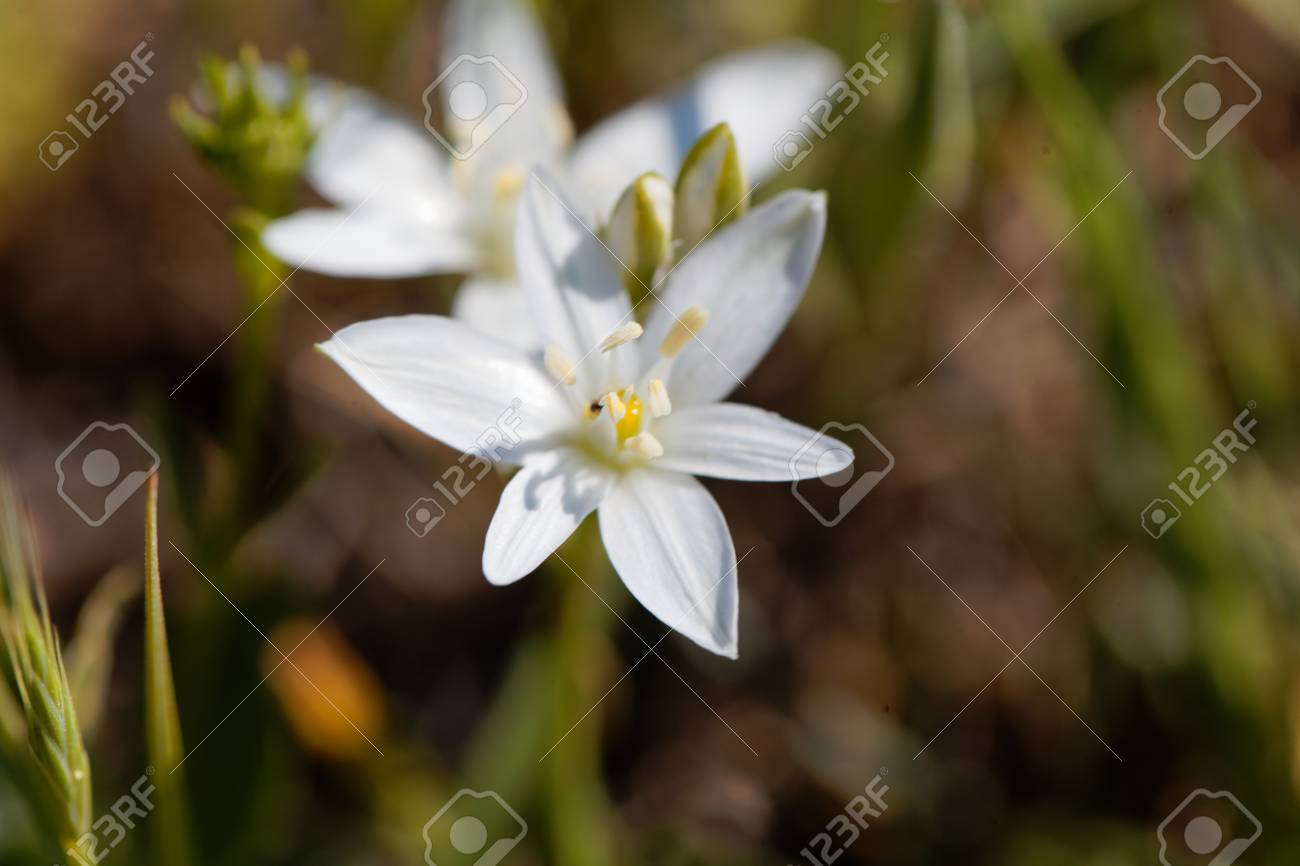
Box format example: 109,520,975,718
263,619,387,761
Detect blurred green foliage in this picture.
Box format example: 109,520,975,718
1,1,1299,864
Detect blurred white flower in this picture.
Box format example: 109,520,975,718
262,0,840,350
318,170,851,657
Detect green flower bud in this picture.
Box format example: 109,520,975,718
673,122,747,252
171,45,315,215
606,171,674,300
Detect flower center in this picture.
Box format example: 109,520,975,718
583,388,643,442
614,391,644,442
542,308,708,464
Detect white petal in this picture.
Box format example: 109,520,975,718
653,403,853,481
440,0,572,177
570,42,841,215
515,170,632,393
262,207,478,278
318,315,569,457
259,66,459,216
640,190,826,405
483,449,615,585
598,470,738,657
451,277,542,352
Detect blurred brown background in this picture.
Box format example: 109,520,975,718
3,0,1300,864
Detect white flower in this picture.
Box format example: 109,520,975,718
317,171,852,657
262,0,840,350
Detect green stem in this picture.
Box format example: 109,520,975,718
222,208,285,542
542,525,622,866
459,526,626,864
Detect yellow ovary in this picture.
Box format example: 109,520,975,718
615,393,644,443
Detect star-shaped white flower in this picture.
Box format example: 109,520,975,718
263,0,840,350
318,171,852,657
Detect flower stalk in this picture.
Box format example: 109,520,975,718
172,46,314,539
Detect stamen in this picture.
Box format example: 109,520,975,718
600,390,627,423
493,166,525,199
624,432,664,459
647,379,672,417
659,306,709,358
543,345,577,385
599,322,643,353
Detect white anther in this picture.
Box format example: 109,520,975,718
544,345,577,385
659,306,709,358
600,391,627,423
599,321,643,353
624,432,664,459
647,379,672,417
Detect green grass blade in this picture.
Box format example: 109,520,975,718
0,473,92,853
66,567,138,741
143,472,195,866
